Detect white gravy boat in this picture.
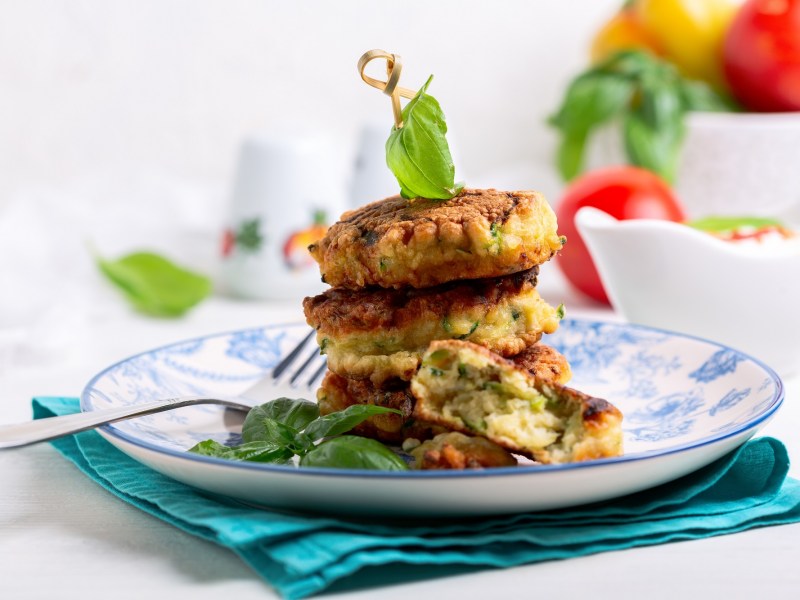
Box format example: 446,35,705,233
575,207,800,376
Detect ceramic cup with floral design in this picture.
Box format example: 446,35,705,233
219,134,344,300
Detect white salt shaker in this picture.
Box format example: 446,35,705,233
348,121,399,209
219,134,344,300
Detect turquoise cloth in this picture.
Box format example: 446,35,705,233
34,397,800,599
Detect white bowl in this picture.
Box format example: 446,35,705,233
575,207,800,376
588,111,800,220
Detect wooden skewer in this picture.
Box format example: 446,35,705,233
357,49,417,129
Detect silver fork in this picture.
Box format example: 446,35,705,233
0,329,326,449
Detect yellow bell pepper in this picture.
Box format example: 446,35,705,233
590,8,664,64
633,0,742,90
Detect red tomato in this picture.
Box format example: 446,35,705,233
723,0,800,112
556,167,686,304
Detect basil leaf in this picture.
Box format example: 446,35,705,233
549,71,636,180
639,80,684,131
385,75,462,200
556,130,589,183
299,435,408,470
188,399,405,468
622,109,683,183
601,49,654,78
679,80,738,112
550,73,635,135
97,251,212,317
252,417,315,455
188,440,231,457
621,77,685,183
302,404,404,442
689,216,785,233
242,398,319,443
188,440,294,463
550,49,736,182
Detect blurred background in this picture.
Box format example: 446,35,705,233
0,0,615,207
3,0,799,375
0,0,619,368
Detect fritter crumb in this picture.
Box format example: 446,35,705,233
409,432,517,470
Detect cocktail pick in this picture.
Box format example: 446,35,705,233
357,49,417,129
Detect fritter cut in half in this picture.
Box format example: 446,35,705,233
317,372,447,444
308,188,564,289
511,343,573,386
317,343,572,444
304,267,561,384
411,341,623,464
408,432,517,470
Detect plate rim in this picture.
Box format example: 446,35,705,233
80,318,785,480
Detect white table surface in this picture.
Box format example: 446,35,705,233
2,276,800,600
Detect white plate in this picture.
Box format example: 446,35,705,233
81,319,783,517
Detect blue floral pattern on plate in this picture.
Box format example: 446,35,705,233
81,319,783,458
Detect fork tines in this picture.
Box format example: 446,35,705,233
271,329,327,389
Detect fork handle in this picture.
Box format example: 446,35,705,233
0,397,243,449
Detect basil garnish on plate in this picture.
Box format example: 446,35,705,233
300,435,408,470
386,75,463,200
188,398,408,471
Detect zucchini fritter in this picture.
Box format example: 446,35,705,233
304,267,561,384
411,341,623,464
308,188,564,289
408,432,517,470
316,343,572,444
317,371,447,444
511,343,573,385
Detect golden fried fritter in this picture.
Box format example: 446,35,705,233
408,432,517,470
317,371,447,444
316,343,572,445
512,343,573,385
411,341,623,464
304,267,561,384
308,188,564,289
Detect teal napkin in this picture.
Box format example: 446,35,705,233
34,397,800,599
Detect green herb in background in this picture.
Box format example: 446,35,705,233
234,217,264,252
97,251,212,317
688,216,786,234
386,75,463,200
549,50,736,183
189,397,408,471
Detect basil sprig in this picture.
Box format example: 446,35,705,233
300,436,407,470
188,398,408,471
549,50,736,183
97,251,212,318
386,75,463,200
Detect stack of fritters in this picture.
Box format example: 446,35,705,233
303,188,569,444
